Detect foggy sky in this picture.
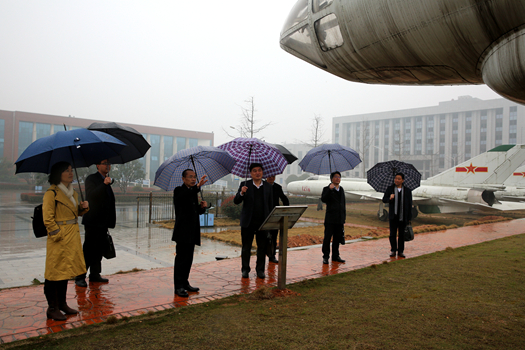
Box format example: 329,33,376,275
0,0,501,146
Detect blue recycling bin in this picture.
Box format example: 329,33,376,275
199,211,214,227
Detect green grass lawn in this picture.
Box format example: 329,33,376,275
4,234,525,350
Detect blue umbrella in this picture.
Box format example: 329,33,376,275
154,146,236,192
15,129,126,174
299,143,361,175
367,160,422,192
15,129,127,201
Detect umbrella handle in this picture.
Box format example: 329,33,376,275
190,155,204,201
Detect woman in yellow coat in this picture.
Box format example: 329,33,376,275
43,161,89,321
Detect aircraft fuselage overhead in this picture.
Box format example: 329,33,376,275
280,0,525,105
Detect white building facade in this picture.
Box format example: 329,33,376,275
333,96,525,179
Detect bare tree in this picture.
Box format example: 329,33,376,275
223,97,272,138
304,114,327,147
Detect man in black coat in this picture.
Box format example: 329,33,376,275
75,159,116,287
265,175,289,263
172,169,207,298
382,172,413,258
321,171,346,264
234,163,273,279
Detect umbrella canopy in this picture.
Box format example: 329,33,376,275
367,160,422,192
15,129,127,174
218,138,288,178
299,143,361,175
154,146,236,191
87,122,151,164
271,144,298,164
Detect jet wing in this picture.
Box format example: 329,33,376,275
345,191,383,201
434,198,525,212
345,191,430,203
499,196,525,203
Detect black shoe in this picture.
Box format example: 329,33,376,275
333,257,346,263
75,279,87,288
175,288,189,297
390,251,396,257
398,253,406,258
268,256,279,264
89,275,109,283
185,285,199,292
256,271,266,279
242,271,249,279
323,258,329,264
340,236,346,245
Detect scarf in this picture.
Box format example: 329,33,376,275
394,185,404,221
58,183,77,207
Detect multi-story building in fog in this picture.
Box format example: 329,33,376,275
333,96,525,179
0,109,214,183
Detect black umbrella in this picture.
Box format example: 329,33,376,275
87,122,151,164
367,160,422,193
271,144,298,164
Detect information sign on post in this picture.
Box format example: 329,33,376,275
259,205,308,289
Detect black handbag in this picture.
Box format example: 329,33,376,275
404,223,414,242
103,232,116,259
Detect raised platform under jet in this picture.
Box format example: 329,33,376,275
287,145,525,220
280,0,525,104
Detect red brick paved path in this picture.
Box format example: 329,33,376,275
1,219,524,344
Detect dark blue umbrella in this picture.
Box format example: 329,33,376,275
15,129,126,174
367,160,422,192
154,146,236,192
299,143,361,175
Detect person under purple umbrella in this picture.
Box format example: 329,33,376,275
234,163,274,279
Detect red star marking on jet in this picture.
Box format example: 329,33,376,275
465,163,476,174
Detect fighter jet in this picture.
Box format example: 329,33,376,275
280,0,525,104
287,144,525,220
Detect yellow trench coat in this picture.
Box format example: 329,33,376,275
43,184,89,281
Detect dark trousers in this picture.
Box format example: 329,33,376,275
266,230,278,258
44,279,68,308
77,225,107,280
174,242,195,289
241,225,268,274
389,218,406,254
322,223,343,259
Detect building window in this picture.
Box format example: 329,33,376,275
177,137,186,151
335,123,339,143
36,123,51,139
18,122,33,157
149,135,161,181
163,136,173,160
0,119,4,157
189,138,198,148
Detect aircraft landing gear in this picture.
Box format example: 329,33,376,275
378,202,388,221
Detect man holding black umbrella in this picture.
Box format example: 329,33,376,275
75,159,115,287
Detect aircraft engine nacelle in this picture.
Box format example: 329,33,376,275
466,189,497,207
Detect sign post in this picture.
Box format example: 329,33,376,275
259,205,308,289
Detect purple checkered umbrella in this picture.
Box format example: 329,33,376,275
217,138,288,178
367,160,421,193
154,146,236,191
299,143,361,175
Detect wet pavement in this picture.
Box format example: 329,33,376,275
1,209,525,344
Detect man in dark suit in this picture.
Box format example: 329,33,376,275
75,159,116,287
382,172,413,258
172,169,207,298
265,175,289,263
321,171,346,264
234,163,273,279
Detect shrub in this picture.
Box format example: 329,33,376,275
221,195,242,220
